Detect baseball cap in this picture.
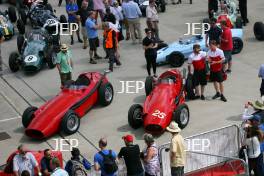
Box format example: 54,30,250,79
122,135,133,142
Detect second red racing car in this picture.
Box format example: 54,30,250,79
22,71,114,139
128,69,190,134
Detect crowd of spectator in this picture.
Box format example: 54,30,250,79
9,121,188,176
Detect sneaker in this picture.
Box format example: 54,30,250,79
116,61,122,66
194,95,200,100
220,94,227,102
70,40,74,45
83,46,87,49
153,74,158,78
226,69,232,73
90,59,97,64
201,95,205,100
109,68,113,72
94,55,102,59
78,38,83,43
212,92,221,99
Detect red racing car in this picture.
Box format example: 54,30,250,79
128,69,190,133
0,150,62,176
22,71,114,139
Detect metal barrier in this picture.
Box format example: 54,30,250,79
158,124,249,176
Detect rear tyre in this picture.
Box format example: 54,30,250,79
22,106,38,128
232,37,243,54
8,6,17,23
19,9,27,25
168,51,185,67
157,42,168,50
254,22,264,41
61,110,80,135
202,18,210,31
9,52,20,72
98,82,114,106
235,17,243,28
45,3,53,12
46,47,56,69
17,19,25,35
185,74,195,100
128,104,143,129
145,76,153,96
173,103,189,129
17,35,24,54
60,15,68,32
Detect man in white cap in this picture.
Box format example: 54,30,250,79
56,44,73,87
166,121,186,176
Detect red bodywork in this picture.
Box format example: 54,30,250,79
0,150,62,176
143,69,185,133
25,72,109,139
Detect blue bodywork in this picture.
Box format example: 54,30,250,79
156,28,243,64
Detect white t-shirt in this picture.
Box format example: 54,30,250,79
207,48,225,61
13,153,38,176
146,6,158,21
188,51,207,64
245,136,261,158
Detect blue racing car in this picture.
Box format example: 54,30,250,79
156,28,243,67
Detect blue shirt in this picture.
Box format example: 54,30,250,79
85,18,98,39
94,150,117,176
122,1,142,19
66,3,79,22
258,64,264,79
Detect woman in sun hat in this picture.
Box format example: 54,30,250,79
141,133,160,176
56,44,73,87
166,121,186,176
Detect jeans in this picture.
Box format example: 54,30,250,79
127,172,144,176
60,72,72,86
171,166,184,176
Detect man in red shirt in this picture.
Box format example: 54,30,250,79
188,44,207,100
220,20,233,73
207,40,227,102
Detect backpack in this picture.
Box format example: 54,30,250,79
99,150,118,174
71,160,88,176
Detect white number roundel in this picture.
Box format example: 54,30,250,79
24,55,37,63
46,19,56,25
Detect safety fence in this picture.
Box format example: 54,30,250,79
158,124,249,176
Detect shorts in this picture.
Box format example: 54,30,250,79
260,79,264,96
223,50,232,63
210,71,224,83
60,72,72,86
193,69,207,86
81,26,87,39
89,37,99,50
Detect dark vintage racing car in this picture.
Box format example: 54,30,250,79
22,71,114,139
8,27,58,73
0,7,25,39
128,69,189,133
18,1,67,29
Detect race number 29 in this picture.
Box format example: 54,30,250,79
152,110,166,119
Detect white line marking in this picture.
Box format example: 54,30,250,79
0,116,21,123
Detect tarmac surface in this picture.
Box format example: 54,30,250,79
0,0,264,165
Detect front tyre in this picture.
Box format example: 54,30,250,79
168,51,185,67
254,22,264,41
60,110,80,135
8,6,17,23
232,37,243,54
128,104,143,129
9,52,20,72
22,106,38,128
173,103,189,129
17,19,25,35
98,82,114,106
